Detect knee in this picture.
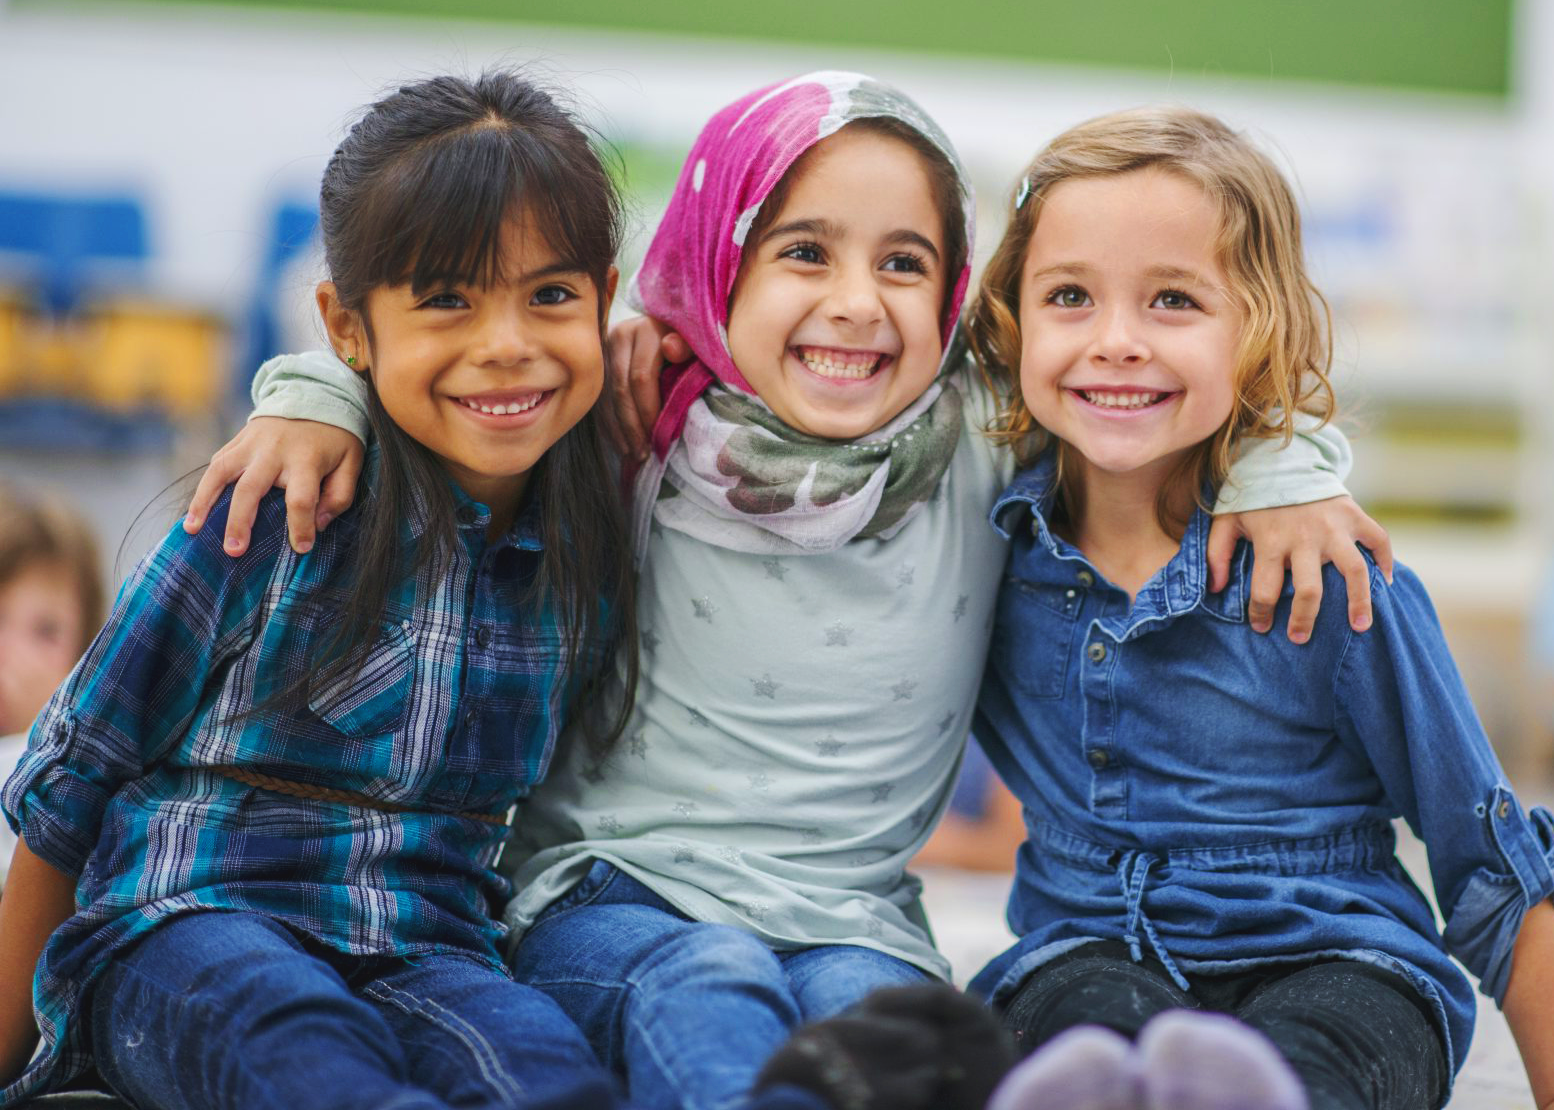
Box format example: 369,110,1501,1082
634,924,788,998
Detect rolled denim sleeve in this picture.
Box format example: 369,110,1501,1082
250,349,371,443
1333,565,1554,1004
1214,414,1352,514
1,495,285,877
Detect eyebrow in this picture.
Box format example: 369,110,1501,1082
520,260,591,282
760,218,942,262
1028,262,1206,283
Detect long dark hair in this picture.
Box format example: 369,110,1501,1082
298,70,637,747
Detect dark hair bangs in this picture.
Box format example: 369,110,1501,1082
348,124,617,303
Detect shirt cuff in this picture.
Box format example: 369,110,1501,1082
1442,786,1554,1004
249,350,370,443
1213,415,1353,515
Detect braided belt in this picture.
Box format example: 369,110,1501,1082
211,765,509,826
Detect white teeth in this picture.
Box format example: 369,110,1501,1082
797,349,883,380
1081,390,1164,409
462,395,542,416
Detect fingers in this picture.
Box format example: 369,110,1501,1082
1246,547,1288,635
626,344,665,460
317,444,363,531
284,471,322,554
184,463,232,534
1204,514,1243,593
661,332,691,364
601,326,634,457
222,467,275,556
1284,549,1323,643
1332,544,1374,632
1354,515,1394,584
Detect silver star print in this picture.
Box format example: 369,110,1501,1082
692,596,718,622
936,711,955,735
642,628,661,653
896,564,916,588
581,764,608,785
748,771,771,793
751,674,780,699
744,900,771,922
673,845,696,864
815,736,845,758
911,805,931,830
824,622,853,647
762,558,789,581
629,732,649,759
871,783,895,804
800,828,824,845
891,679,918,701
688,708,711,728
598,814,623,835
953,595,969,621
866,918,884,939
672,801,699,818
718,845,744,865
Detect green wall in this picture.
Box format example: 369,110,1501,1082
115,0,1512,96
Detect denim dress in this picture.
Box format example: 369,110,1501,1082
970,455,1554,1086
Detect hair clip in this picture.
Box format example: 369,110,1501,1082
1014,174,1033,210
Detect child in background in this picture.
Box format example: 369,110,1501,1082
0,487,105,887
184,73,1383,1110
0,71,639,1109
962,107,1554,1110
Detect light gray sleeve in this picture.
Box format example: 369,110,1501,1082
1213,414,1353,515
248,350,370,444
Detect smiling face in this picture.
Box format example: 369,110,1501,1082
725,126,948,440
321,217,616,523
1018,167,1242,490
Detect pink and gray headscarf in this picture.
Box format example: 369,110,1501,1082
628,72,975,558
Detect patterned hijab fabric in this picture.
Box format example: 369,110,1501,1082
628,71,976,557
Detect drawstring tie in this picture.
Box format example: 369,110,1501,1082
1117,849,1190,991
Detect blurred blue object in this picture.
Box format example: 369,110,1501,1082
0,397,172,452
240,199,318,402
0,191,148,315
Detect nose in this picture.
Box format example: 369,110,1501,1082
823,258,885,330
472,303,539,368
1089,303,1149,367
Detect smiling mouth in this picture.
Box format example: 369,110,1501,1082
794,346,888,381
457,392,549,416
1073,388,1177,410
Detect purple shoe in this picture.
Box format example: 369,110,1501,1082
988,1025,1141,1110
1137,1011,1308,1110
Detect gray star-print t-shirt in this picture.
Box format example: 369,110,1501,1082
502,374,1012,977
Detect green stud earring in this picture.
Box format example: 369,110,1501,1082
346,355,357,366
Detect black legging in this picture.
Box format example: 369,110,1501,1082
999,941,1449,1110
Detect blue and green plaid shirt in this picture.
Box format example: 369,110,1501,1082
2,461,590,1101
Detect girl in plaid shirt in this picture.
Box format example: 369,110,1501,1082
0,71,641,1110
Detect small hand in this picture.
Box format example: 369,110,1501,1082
1206,495,1393,643
600,316,688,461
183,417,364,556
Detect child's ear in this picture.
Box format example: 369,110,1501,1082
315,282,368,374
602,266,620,317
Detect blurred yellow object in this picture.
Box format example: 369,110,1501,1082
77,301,226,416
0,293,227,416
0,291,22,394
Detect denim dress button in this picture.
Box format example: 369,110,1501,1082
1076,569,1096,588
1087,642,1107,663
1087,749,1109,770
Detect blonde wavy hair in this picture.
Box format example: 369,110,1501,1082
964,106,1334,533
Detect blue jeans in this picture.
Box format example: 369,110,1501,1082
511,862,929,1110
88,911,620,1110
